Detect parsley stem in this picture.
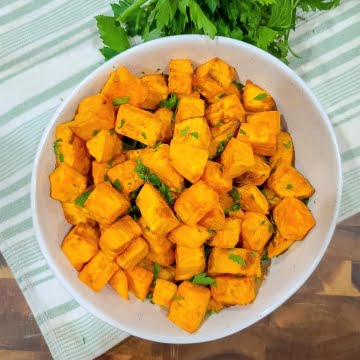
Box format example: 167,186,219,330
117,0,147,22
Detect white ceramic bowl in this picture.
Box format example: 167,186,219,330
31,35,342,343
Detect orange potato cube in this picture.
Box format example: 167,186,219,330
241,212,273,251
238,185,269,214
168,281,211,333
91,153,126,185
234,155,271,186
208,247,261,277
169,141,208,184
49,163,87,202
168,224,212,248
243,80,276,112
158,266,176,282
201,161,233,195
267,230,296,258
175,245,205,281
174,180,219,226
198,202,226,230
84,182,130,227
273,197,316,240
70,94,115,141
86,129,122,162
154,107,174,141
211,275,255,305
140,74,169,109
146,247,175,267
116,236,149,270
266,161,315,199
207,298,224,313
261,186,281,210
177,91,201,100
168,59,193,95
152,279,177,308
61,223,99,271
78,250,119,292
55,121,74,143
125,266,153,301
209,217,241,248
175,97,205,123
101,66,148,107
269,131,294,169
109,268,129,300
246,111,281,134
61,202,95,226
205,94,246,126
221,138,255,178
136,183,179,235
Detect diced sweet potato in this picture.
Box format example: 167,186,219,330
168,59,193,95
266,160,315,198
61,223,99,271
109,268,129,300
154,107,174,141
243,80,276,112
175,97,205,123
208,121,240,158
158,266,176,282
238,185,269,214
221,138,255,178
205,94,246,126
85,182,130,227
167,281,211,333
267,230,296,258
209,217,241,248
241,212,273,251
234,155,271,186
207,247,261,277
175,245,205,280
247,111,281,134
146,247,175,267
198,202,226,230
269,131,294,168
49,163,87,202
55,121,73,143
125,266,154,301
116,236,149,270
71,94,115,140
61,202,95,226
261,185,281,209
201,161,233,195
174,180,219,226
140,74,169,109
101,66,148,107
91,153,126,185
177,91,201,100
86,129,122,162
115,104,162,147
211,275,255,305
173,117,211,150
136,183,179,235
273,197,316,240
207,298,224,313
168,224,212,248
126,148,146,160
78,250,119,292
169,141,208,184
152,279,177,308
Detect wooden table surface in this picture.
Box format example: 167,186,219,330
1,214,360,360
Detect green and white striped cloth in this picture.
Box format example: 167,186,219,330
0,1,359,359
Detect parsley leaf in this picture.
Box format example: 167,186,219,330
141,132,147,139
92,130,99,137
173,295,184,301
113,97,130,106
53,139,64,162
229,253,247,267
190,132,199,139
180,126,189,137
233,80,244,90
75,189,93,208
239,129,247,135
128,204,141,220
152,263,161,287
113,179,122,191
286,183,294,189
283,140,292,149
192,273,217,287
254,93,268,100
118,119,125,129
159,93,177,109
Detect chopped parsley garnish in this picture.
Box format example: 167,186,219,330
154,141,162,149
128,204,141,220
141,132,147,139
268,223,274,233
215,121,223,127
193,85,201,91
233,80,244,90
207,310,219,316
175,214,182,222
302,198,310,206
173,295,184,301
92,130,99,136
180,126,189,137
225,203,241,215
190,132,199,139
207,229,216,234
225,187,241,215
283,140,292,149
211,134,233,158
251,250,258,256
254,93,268,100
159,93,177,109
74,189,93,208
152,263,160,287
286,183,294,189
113,179,122,191
104,174,110,182
229,254,247,267
112,96,130,106
239,128,247,135
118,119,125,129
53,138,64,163
219,93,226,99
109,129,115,135
192,273,217,287
107,159,113,168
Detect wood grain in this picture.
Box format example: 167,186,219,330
1,214,359,360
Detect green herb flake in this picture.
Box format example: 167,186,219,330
261,254,270,262
251,250,258,256
59,153,64,163
286,183,294,189
260,220,265,226
141,132,147,139
159,93,177,109
109,129,115,135
75,189,93,208
190,132,199,139
283,140,292,149
145,226,150,231
152,263,160,287
254,93,268,100
53,138,64,162
118,119,125,130
229,187,240,204
180,126,189,137
173,295,184,301
192,272,217,287
220,164,224,172
239,128,247,136
176,214,182,222
113,179,122,191
113,96,130,106
302,198,310,206
107,159,114,168
215,121,223,127
228,254,246,267
104,174,110,182
146,292,153,301
193,85,201,91
154,141,162,149
92,130,99,137
233,80,244,90
268,223,274,233
219,93,226,99
207,310,219,316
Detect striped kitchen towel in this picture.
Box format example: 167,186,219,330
0,0,359,359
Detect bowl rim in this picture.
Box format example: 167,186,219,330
31,34,343,344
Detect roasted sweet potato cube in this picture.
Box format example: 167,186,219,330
136,183,179,235
154,108,174,141
109,268,129,300
177,91,201,100
175,97,205,123
116,236,149,270
49,163,87,202
269,131,294,168
241,212,273,251
140,74,169,109
173,117,211,150
61,202,95,226
261,185,281,209
56,121,74,143
174,180,219,226
85,183,130,227
168,281,211,333
238,185,269,214
247,111,281,134
101,66,148,107
175,245,205,281
209,217,241,248
78,250,119,292
221,138,255,178
86,129,122,162
198,202,226,230
61,223,99,271
243,80,276,112
206,94,246,126
169,224,212,248
158,266,176,282
201,161,233,195
219,193,244,219
152,279,177,308
169,141,208,183
234,155,271,186
267,230,296,258
125,266,153,301
146,247,175,267
92,154,126,185
266,161,315,198
71,94,115,141
208,247,261,277
211,275,255,305
273,197,316,240
168,59,193,95
207,298,224,313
